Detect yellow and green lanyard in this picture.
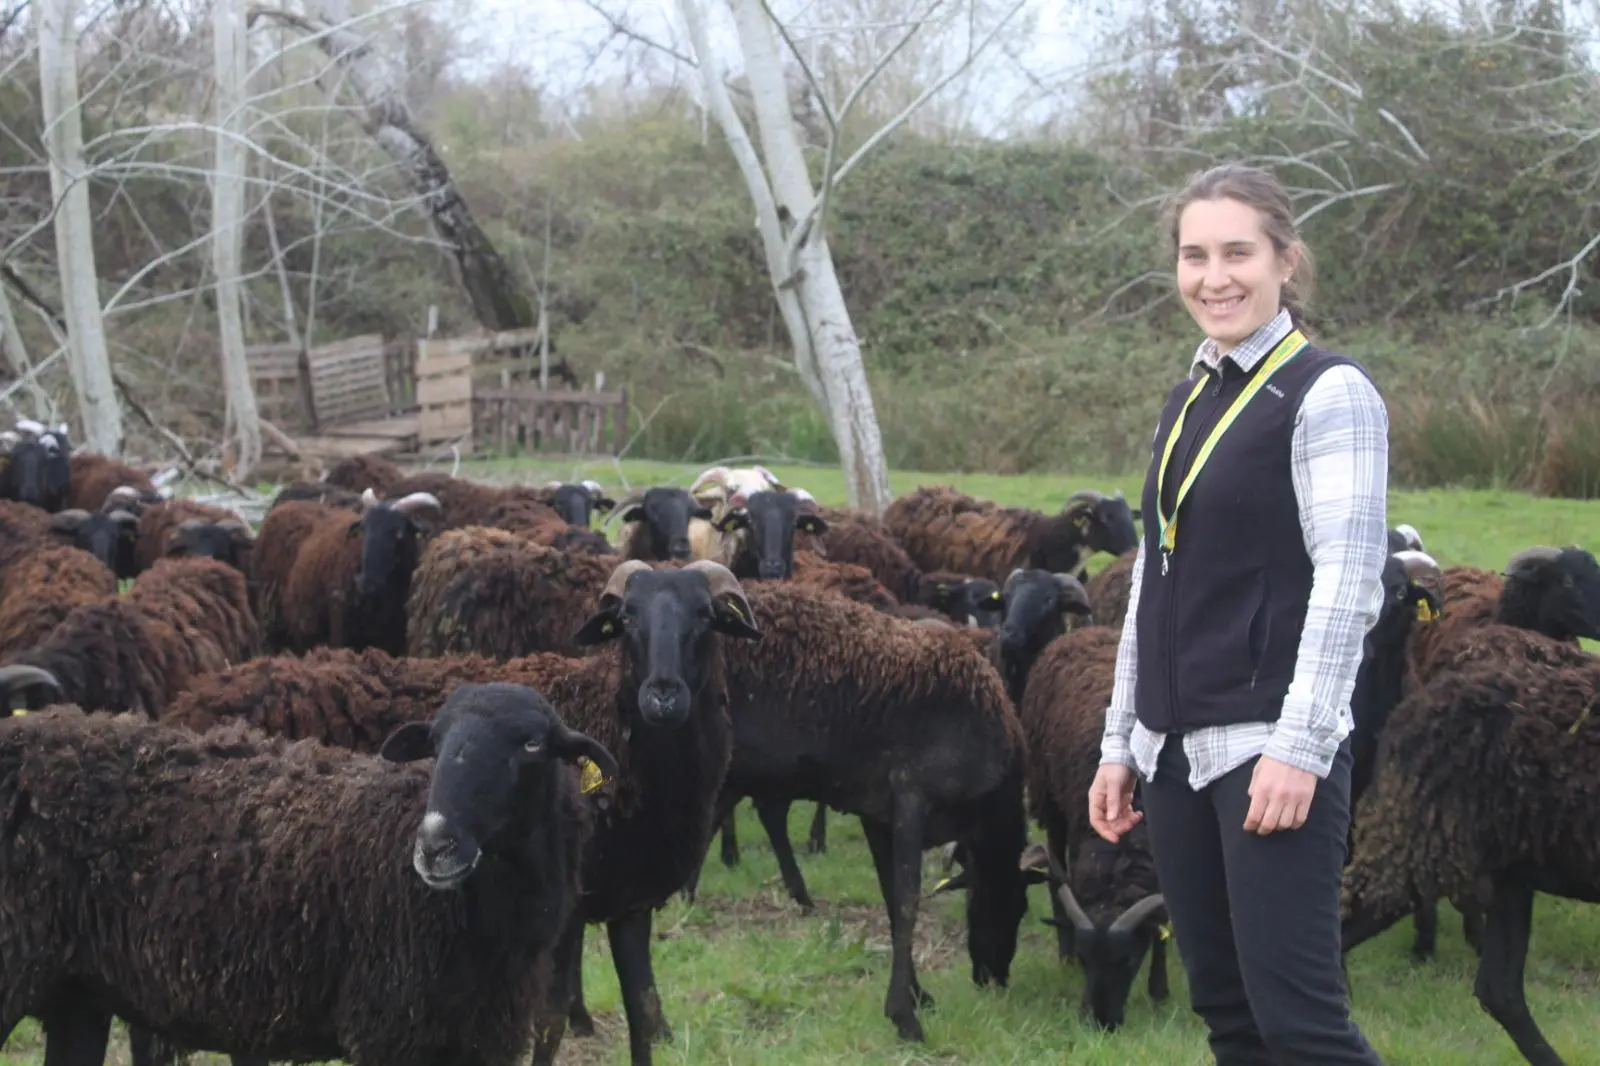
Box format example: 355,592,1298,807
1155,329,1309,575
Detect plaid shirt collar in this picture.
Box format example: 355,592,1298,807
1192,308,1295,376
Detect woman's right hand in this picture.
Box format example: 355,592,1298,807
1088,763,1143,843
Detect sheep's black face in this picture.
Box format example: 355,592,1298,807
354,505,424,601
575,563,761,727
168,521,252,574
928,578,1004,629
1502,546,1600,641
621,487,712,561
81,513,140,576
6,434,68,511
551,483,596,527
1552,548,1600,640
721,491,828,581
1053,833,1166,1032
1073,921,1159,1031
380,682,617,891
1087,496,1141,557
996,569,1092,670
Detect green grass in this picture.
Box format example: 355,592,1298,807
16,460,1600,1066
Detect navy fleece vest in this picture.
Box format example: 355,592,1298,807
1133,342,1367,733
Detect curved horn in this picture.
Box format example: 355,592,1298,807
1505,545,1563,580
361,487,380,511
14,418,45,438
1043,842,1096,938
603,489,647,524
105,485,144,505
391,491,443,516
790,487,816,504
1393,549,1442,596
1062,489,1108,515
108,509,140,526
685,559,757,627
689,466,733,497
1394,522,1424,551
600,559,652,602
581,479,605,496
48,508,90,531
1108,893,1168,936
0,664,63,703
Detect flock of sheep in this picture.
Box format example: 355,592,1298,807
0,414,1597,1066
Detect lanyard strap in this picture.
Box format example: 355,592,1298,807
1156,329,1308,564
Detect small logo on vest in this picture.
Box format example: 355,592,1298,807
1264,383,1286,398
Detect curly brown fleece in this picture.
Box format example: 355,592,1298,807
63,452,157,512
883,485,1090,585
133,498,249,573
1342,647,1600,933
251,499,336,645
406,528,615,660
1404,566,1502,685
812,508,923,602
0,707,586,1066
1086,548,1138,630
0,546,118,654
0,501,54,595
322,452,404,495
384,472,551,530
790,550,902,612
2,557,257,716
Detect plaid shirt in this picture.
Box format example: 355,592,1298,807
1100,308,1390,788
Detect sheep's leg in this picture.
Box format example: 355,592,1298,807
807,802,828,854
1461,902,1485,954
753,795,815,913
532,920,586,1064
40,998,111,1066
565,922,596,1037
608,908,672,1066
719,805,741,866
1147,930,1170,1002
861,816,933,1012
683,788,742,904
1474,882,1565,1066
128,1025,181,1066
1410,900,1439,961
864,793,933,1043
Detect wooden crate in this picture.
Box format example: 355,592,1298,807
473,386,628,456
306,334,391,425
245,342,314,433
415,349,474,445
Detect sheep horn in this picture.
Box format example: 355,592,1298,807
1394,522,1424,551
0,664,63,703
108,509,140,526
1108,893,1168,937
1042,841,1096,938
603,489,647,525
48,509,90,531
599,559,653,603
105,485,144,505
14,418,45,438
581,479,605,495
689,466,732,497
361,487,380,511
685,559,757,628
1062,489,1107,516
1393,549,1443,600
391,491,442,517
1505,545,1563,580
790,487,816,504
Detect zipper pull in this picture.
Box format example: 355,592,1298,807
1161,549,1170,576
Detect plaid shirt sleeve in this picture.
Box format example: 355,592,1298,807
1100,538,1146,769
1264,365,1390,778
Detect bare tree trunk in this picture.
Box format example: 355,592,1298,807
0,283,52,419
679,0,893,513
36,0,122,452
214,0,262,478
247,1,576,386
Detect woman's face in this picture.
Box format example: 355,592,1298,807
1175,196,1298,353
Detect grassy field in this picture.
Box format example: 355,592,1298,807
4,459,1597,1066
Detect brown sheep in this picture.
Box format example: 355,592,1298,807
0,545,120,654
1404,565,1503,684
790,550,902,612
133,498,252,574
406,528,615,660
1015,626,1168,1030
811,505,923,601
63,451,159,512
1085,547,1138,630
0,500,54,593
271,481,365,511
1,556,257,716
322,451,405,495
383,472,555,530
251,499,333,643
883,486,1140,586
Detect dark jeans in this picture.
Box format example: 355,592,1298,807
1142,734,1382,1066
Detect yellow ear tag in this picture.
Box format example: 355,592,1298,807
723,599,748,623
931,876,953,893
1074,516,1089,531
1415,601,1438,623
600,621,614,636
10,709,26,718
578,757,607,794
1159,922,1173,941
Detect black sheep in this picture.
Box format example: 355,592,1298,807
2,420,71,512
0,682,613,1066
607,485,714,561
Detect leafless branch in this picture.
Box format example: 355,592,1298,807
1466,228,1600,328
571,0,697,66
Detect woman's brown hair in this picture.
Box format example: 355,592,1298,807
1165,164,1318,332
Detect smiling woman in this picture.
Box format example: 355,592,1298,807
1089,163,1392,1066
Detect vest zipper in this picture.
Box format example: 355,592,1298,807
1163,366,1225,730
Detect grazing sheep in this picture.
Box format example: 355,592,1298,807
0,545,119,654
45,507,141,577
0,683,614,1066
2,556,258,716
322,451,405,495
1014,624,1170,1031
1341,651,1600,1066
607,485,715,562
133,497,252,574
698,581,1031,1044
1085,548,1137,631
63,451,159,512
884,486,1140,585
406,528,615,660
269,490,443,655
2,420,71,511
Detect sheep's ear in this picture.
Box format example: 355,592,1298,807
1129,508,1142,521
379,722,434,763
795,512,828,535
574,604,624,646
345,519,364,540
692,504,715,521
594,495,616,513
1409,585,1442,623
928,581,954,608
710,594,762,642
714,510,749,533
618,505,645,523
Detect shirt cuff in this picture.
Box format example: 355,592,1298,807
1100,731,1138,770
1263,709,1341,778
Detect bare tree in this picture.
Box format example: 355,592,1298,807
213,0,263,478
674,0,1025,512
36,0,123,451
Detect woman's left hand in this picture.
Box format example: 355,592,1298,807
1243,756,1318,835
